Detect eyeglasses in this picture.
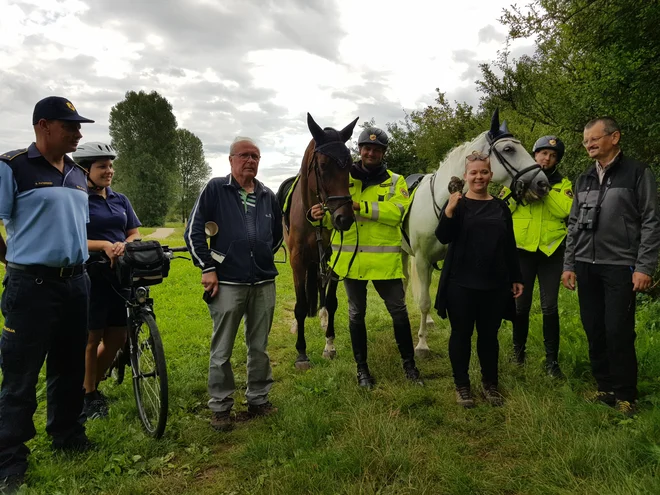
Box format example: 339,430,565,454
465,151,489,164
582,132,613,147
231,152,261,162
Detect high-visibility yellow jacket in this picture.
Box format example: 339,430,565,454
500,171,573,256
317,166,410,280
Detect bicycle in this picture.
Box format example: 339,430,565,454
101,242,189,439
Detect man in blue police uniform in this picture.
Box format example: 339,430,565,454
0,96,94,492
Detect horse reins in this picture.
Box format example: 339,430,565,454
306,146,356,289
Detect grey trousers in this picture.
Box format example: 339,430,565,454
206,282,275,412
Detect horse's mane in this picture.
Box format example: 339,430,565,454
300,139,315,174
436,131,488,170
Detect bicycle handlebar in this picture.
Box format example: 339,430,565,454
162,246,189,253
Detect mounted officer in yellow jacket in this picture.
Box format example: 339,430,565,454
310,127,421,388
499,135,573,377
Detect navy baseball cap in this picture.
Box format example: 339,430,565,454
32,96,95,125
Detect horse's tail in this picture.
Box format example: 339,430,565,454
306,265,319,318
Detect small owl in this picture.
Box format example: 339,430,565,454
448,176,465,194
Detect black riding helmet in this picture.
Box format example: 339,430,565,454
358,127,389,148
532,135,564,163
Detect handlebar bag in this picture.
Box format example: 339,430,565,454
116,240,170,287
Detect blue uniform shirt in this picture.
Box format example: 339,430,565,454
87,187,141,243
0,143,89,266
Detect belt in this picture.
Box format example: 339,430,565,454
7,262,86,279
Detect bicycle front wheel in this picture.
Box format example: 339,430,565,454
130,311,168,438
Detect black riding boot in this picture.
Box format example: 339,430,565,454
392,321,422,384
512,313,529,365
350,321,375,388
543,313,563,378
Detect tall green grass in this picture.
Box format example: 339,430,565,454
1,230,660,494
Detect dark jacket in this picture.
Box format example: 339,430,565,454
434,197,521,320
185,174,283,284
564,153,660,276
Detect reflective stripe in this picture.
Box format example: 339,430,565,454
371,202,379,220
395,203,405,215
388,173,400,199
331,244,401,253
356,214,375,222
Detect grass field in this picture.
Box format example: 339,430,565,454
2,227,660,494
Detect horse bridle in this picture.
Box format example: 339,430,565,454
488,138,543,199
428,137,543,218
308,143,353,216
307,141,356,288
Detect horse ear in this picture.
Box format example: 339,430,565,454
490,108,501,137
307,113,325,143
338,116,359,143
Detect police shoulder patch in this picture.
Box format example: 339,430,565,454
565,189,574,198
0,148,28,162
400,188,409,198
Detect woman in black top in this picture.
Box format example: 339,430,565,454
434,152,523,408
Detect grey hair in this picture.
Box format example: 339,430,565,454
585,117,620,135
230,136,259,155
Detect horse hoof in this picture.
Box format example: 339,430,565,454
322,349,337,360
415,348,431,359
295,360,311,370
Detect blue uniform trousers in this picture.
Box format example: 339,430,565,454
0,268,89,477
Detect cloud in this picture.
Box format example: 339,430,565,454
478,24,507,44
0,0,524,195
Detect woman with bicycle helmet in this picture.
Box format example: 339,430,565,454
73,141,142,419
499,136,573,378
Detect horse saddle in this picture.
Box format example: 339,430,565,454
405,173,426,195
276,175,300,231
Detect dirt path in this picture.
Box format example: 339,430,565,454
146,228,176,239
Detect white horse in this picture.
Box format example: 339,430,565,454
402,110,550,357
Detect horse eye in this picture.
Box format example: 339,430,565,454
503,145,513,152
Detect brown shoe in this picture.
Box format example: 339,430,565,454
455,386,475,408
247,401,278,418
482,384,504,407
210,410,234,431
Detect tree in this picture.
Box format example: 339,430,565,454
109,91,178,226
385,115,428,177
477,0,660,181
175,129,211,222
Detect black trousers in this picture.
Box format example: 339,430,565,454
576,262,637,402
0,269,89,477
516,248,563,315
343,278,415,366
513,248,563,360
447,282,509,388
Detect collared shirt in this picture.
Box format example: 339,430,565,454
87,187,141,243
238,188,257,248
0,143,89,266
596,151,621,184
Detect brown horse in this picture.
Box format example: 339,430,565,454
281,113,358,369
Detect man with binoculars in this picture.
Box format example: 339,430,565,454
562,117,660,416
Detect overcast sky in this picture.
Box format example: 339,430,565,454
0,0,535,191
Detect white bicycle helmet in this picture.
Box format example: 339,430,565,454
73,141,117,166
